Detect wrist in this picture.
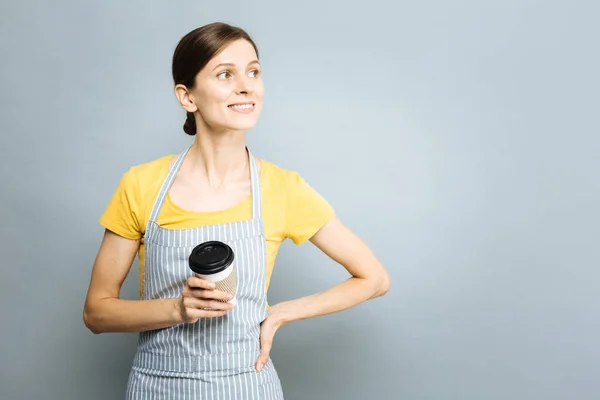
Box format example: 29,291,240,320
170,297,184,324
268,302,295,327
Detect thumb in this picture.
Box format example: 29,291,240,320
256,335,272,371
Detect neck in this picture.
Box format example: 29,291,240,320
186,129,249,188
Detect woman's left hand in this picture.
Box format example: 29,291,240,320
255,305,287,371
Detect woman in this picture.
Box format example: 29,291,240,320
83,22,390,399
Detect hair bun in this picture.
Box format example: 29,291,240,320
183,112,196,136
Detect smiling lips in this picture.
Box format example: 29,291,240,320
228,102,255,114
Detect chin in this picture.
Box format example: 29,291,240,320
209,123,256,133
226,116,261,132
231,126,255,132
225,120,257,131
207,111,261,133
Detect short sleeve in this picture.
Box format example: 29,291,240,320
98,168,143,240
284,172,335,245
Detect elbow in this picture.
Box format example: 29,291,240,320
372,269,390,299
83,304,103,334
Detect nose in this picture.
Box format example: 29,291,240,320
236,74,253,95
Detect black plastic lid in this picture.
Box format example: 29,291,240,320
188,241,235,274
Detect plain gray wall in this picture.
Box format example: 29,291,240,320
1,1,599,399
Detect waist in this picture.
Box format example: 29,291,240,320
132,349,261,373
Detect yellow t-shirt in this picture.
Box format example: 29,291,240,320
99,154,334,298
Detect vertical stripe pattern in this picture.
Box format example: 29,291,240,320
125,146,284,399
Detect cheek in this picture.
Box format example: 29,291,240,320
197,83,232,108
208,86,232,106
255,80,265,97
253,84,265,105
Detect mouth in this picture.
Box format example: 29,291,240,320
227,102,255,113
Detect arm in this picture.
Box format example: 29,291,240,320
271,215,389,324
255,214,390,370
83,229,232,334
83,229,182,333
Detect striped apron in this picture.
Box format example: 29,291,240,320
125,146,285,399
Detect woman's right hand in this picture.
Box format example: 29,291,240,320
178,276,235,323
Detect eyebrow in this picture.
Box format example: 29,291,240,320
212,60,260,71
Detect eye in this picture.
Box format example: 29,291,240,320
248,69,260,78
216,71,232,80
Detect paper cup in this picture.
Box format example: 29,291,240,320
188,240,237,305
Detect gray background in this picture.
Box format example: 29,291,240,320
1,1,598,399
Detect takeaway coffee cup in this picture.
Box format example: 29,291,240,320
188,241,237,305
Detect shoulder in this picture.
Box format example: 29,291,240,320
99,154,175,238
125,154,175,182
117,154,177,210
120,154,175,195
257,158,334,244
257,158,303,190
257,157,331,206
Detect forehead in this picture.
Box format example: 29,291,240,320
206,39,258,68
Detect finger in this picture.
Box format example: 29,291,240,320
186,308,227,320
186,298,234,312
190,289,233,302
187,276,216,290
256,338,272,371
184,298,234,311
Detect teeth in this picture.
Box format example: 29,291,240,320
229,104,253,109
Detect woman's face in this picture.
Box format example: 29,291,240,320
181,39,264,133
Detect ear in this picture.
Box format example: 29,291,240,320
174,84,198,113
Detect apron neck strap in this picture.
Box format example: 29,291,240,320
248,150,262,220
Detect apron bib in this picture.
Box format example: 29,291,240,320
125,146,284,399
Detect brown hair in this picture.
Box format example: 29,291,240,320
172,22,259,135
